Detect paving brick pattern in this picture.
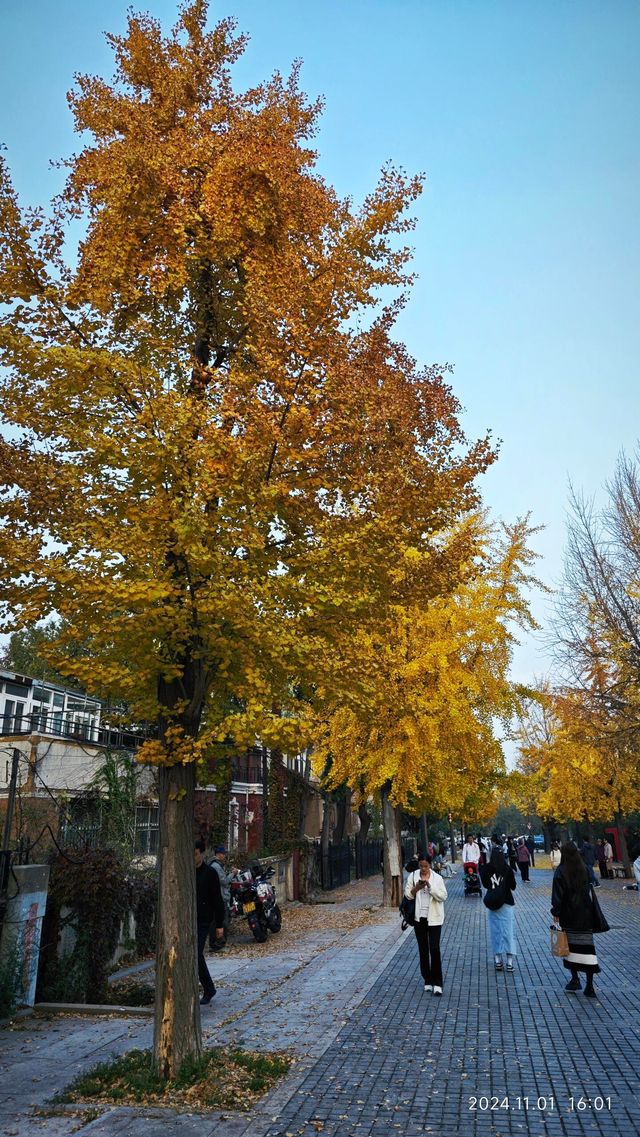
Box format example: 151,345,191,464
260,870,640,1137
0,869,638,1137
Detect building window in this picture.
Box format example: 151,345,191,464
5,681,30,698
135,805,159,855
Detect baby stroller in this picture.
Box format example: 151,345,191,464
463,862,482,897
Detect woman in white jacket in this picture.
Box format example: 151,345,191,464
404,853,448,995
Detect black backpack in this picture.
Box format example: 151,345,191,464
399,895,415,929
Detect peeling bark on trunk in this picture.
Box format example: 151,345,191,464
154,761,201,1078
381,781,402,908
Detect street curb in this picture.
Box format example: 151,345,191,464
34,1001,154,1017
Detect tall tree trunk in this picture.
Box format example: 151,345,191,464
320,792,332,888
354,801,372,879
154,761,201,1078
381,781,402,907
261,746,270,849
614,808,632,875
333,786,351,844
357,802,372,844
297,781,313,841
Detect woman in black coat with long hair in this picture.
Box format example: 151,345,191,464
551,842,600,998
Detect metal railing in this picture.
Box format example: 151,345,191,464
0,709,151,750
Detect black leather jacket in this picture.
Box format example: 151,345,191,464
551,865,594,932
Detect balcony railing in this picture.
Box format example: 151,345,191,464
0,709,151,751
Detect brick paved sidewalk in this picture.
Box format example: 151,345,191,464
0,869,637,1137
258,868,639,1137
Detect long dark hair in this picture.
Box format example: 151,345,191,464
560,842,588,889
490,848,507,873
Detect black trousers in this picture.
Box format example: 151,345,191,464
518,861,530,881
597,860,609,880
413,919,443,987
197,923,216,998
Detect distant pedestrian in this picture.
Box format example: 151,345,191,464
516,839,531,882
595,839,608,880
462,836,480,870
195,838,225,1005
507,836,518,874
479,847,517,972
525,834,536,867
603,840,614,878
404,853,448,995
551,842,601,998
580,839,598,886
550,841,561,869
209,845,234,949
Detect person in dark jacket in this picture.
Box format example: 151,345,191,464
195,839,225,1005
595,838,608,881
516,839,531,881
506,836,518,875
479,848,517,972
580,839,598,886
525,834,536,867
551,842,600,998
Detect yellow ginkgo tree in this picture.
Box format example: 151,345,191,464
0,2,494,1072
516,677,640,871
314,517,539,905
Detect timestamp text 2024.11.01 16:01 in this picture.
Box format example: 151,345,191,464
468,1096,613,1112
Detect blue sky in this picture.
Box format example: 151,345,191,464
1,0,639,697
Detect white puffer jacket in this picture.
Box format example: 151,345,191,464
404,869,448,926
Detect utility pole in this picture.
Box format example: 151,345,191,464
0,748,21,930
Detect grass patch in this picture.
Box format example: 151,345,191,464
53,1046,293,1111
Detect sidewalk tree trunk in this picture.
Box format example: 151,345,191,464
613,809,632,876
0,2,500,1071
381,782,403,908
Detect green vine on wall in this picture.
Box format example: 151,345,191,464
266,762,306,853
38,849,157,1004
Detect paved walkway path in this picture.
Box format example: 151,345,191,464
0,869,638,1137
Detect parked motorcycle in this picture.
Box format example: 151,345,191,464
230,863,282,943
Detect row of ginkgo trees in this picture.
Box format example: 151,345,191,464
510,451,640,872
0,1,537,1076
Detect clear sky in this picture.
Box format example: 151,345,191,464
1,0,639,699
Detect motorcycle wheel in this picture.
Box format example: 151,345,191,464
267,905,282,933
250,916,268,943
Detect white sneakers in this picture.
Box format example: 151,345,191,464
433,986,443,996
424,984,443,995
424,984,433,992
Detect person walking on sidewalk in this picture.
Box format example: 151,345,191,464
603,839,614,878
550,841,561,869
195,838,225,1005
516,838,531,882
405,852,448,995
595,839,608,880
209,845,234,950
480,847,517,972
551,842,601,998
462,835,480,871
581,838,599,886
